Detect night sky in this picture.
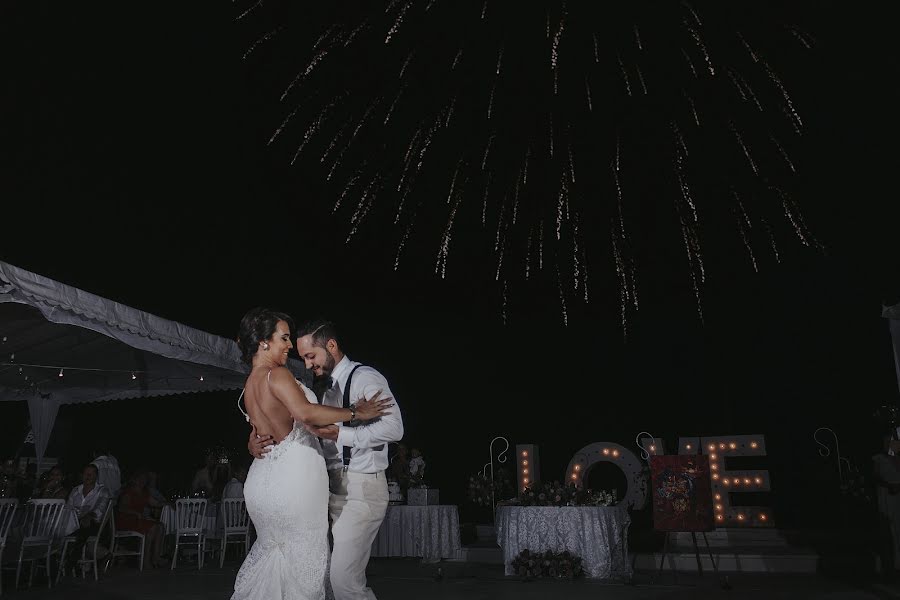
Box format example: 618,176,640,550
1,1,897,525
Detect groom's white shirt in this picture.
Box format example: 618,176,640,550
317,355,403,474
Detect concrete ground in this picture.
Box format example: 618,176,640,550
3,558,900,600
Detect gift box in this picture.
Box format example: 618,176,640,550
407,488,440,506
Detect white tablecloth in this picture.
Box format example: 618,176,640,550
371,505,461,562
160,503,221,537
496,506,632,579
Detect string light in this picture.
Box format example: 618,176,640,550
58,368,64,377
685,444,692,450
200,376,204,381
750,441,758,449
131,372,137,380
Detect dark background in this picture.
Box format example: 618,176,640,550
0,1,897,529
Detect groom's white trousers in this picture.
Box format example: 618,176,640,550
328,469,389,600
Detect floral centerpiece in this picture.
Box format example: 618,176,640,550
508,480,617,507
467,468,514,508
510,549,584,579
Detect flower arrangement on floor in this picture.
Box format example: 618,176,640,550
510,480,617,507
510,549,584,579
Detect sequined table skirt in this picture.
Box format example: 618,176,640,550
371,504,462,562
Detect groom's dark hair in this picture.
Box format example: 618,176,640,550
297,318,341,350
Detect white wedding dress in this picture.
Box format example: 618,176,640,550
232,380,330,600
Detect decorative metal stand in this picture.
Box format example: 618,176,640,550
813,426,852,487
481,436,509,515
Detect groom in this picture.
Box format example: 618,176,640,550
249,319,403,600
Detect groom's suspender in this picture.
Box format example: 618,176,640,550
342,364,385,467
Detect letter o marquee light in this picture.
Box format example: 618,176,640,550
566,442,648,510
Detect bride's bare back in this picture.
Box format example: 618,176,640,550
243,367,297,444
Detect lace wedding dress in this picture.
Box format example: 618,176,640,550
232,381,330,600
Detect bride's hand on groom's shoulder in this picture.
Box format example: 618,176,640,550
304,423,339,441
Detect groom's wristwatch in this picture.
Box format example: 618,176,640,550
348,405,357,423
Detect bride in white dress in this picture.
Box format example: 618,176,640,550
232,308,391,600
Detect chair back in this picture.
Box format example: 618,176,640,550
94,501,114,542
174,498,208,534
221,498,250,533
23,499,65,541
0,498,18,545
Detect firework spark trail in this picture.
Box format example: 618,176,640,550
395,177,417,224
680,48,698,78
511,172,521,226
280,29,339,100
732,69,763,111
730,121,759,175
290,95,345,165
481,171,492,226
550,11,566,70
495,210,508,281
769,133,796,172
770,186,812,246
736,32,759,62
394,220,413,270
525,227,533,279
346,175,381,243
612,224,629,337
242,27,281,60
671,121,689,157
320,120,350,164
236,0,262,22
674,147,706,320
636,64,648,95
268,106,299,145
762,218,780,262
385,0,402,14
726,68,748,101
344,19,368,47
633,24,643,50
444,95,457,127
611,161,638,322
481,0,488,20
568,143,576,183
425,0,437,11
334,167,364,214
446,159,464,204
496,46,504,75
549,114,554,158
501,280,508,324
349,99,381,145
681,1,703,26
617,53,632,96
494,203,506,253
487,83,496,119
684,21,715,76
451,48,463,69
556,173,568,240
414,114,442,174
436,186,465,278
615,133,620,171
572,212,580,291
787,26,815,49
592,33,599,63
539,221,544,271
681,90,700,125
481,134,495,170
733,191,758,272
546,10,550,39
762,60,803,131
384,87,405,125
523,146,531,185
326,145,348,181
556,265,568,326
585,76,593,111
384,0,412,44
399,51,415,79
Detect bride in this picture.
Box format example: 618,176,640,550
232,308,391,600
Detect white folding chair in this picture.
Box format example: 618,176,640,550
218,498,250,568
0,499,19,596
57,502,113,583
15,499,65,589
171,499,208,570
106,511,145,572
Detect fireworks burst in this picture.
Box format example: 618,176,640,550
239,0,819,331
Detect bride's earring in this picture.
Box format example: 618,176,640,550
262,342,270,351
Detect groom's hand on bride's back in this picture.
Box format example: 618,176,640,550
248,425,274,459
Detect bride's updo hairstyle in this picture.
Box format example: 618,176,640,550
237,307,295,366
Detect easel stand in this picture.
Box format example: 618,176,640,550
653,531,729,589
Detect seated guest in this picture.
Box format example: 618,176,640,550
117,471,166,568
211,463,231,501
390,444,412,494
37,466,69,500
191,453,217,497
223,464,248,500
91,446,121,498
64,464,111,574
144,471,169,519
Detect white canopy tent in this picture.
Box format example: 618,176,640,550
0,260,305,465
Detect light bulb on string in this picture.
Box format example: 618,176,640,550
131,372,136,380
58,368,64,377
199,376,204,382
